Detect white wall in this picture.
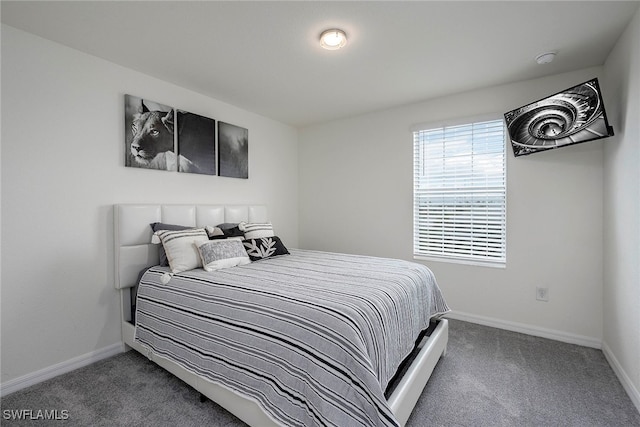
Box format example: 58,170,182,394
299,68,606,345
0,25,299,385
602,7,640,410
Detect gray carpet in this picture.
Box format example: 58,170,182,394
2,320,639,426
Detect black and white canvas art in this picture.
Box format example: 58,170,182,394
124,94,176,171
218,121,248,179
504,78,614,157
176,110,216,175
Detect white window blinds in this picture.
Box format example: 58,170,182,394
413,119,506,265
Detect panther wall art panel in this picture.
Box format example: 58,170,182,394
176,110,216,175
124,94,177,171
218,121,249,179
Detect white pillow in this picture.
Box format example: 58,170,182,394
239,222,274,239
196,239,251,272
155,228,209,273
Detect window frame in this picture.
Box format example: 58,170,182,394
412,114,507,268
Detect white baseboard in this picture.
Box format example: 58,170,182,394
446,310,602,349
0,342,124,397
602,341,640,414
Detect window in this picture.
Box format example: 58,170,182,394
413,118,506,266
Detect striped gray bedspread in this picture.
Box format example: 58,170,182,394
135,249,449,427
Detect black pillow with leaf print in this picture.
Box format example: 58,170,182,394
242,236,290,261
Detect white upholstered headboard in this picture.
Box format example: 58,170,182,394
114,204,268,289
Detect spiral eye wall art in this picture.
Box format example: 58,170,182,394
504,78,614,157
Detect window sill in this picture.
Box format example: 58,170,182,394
413,254,506,269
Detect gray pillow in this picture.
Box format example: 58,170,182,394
196,239,251,272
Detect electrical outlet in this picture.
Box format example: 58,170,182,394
536,287,549,302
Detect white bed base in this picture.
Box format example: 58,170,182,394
115,204,448,427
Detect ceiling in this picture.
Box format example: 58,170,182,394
2,1,638,128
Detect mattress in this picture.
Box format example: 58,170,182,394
135,249,449,426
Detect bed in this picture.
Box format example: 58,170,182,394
115,204,449,426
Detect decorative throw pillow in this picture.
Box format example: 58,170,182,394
197,239,251,272
150,222,193,266
216,222,238,229
154,228,209,273
216,223,244,238
205,225,225,239
243,236,290,261
239,222,274,239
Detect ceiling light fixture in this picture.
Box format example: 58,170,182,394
320,29,347,50
535,51,557,64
